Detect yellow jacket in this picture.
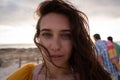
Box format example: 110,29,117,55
7,63,36,80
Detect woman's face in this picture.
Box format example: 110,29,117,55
39,13,72,66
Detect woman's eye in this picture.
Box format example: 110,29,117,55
42,33,52,39
61,34,71,40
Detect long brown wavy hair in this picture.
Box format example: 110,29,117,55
34,0,111,80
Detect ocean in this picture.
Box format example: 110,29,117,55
0,41,119,49
0,44,36,49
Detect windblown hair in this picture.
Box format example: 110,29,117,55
34,0,111,80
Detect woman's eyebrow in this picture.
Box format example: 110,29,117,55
61,29,71,32
40,28,71,32
40,29,51,32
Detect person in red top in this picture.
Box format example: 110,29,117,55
104,40,120,72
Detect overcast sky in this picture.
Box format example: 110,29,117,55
0,0,120,44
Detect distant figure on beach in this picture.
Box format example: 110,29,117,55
93,33,118,80
107,36,120,80
7,0,111,80
108,36,120,59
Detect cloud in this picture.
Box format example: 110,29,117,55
0,0,43,26
74,0,120,18
0,0,120,26
0,0,120,44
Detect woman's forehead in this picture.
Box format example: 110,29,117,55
40,13,70,30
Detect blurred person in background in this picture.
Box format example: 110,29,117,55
108,36,120,60
108,36,120,80
93,33,118,80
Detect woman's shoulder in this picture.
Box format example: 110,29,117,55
22,62,37,69
32,63,43,80
6,62,37,80
33,63,42,72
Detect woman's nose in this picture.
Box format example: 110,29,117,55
50,37,61,51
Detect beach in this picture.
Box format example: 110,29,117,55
0,48,41,80
0,42,120,80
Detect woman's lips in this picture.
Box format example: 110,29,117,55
51,55,63,60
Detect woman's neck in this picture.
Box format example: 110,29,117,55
38,62,78,80
44,62,72,78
